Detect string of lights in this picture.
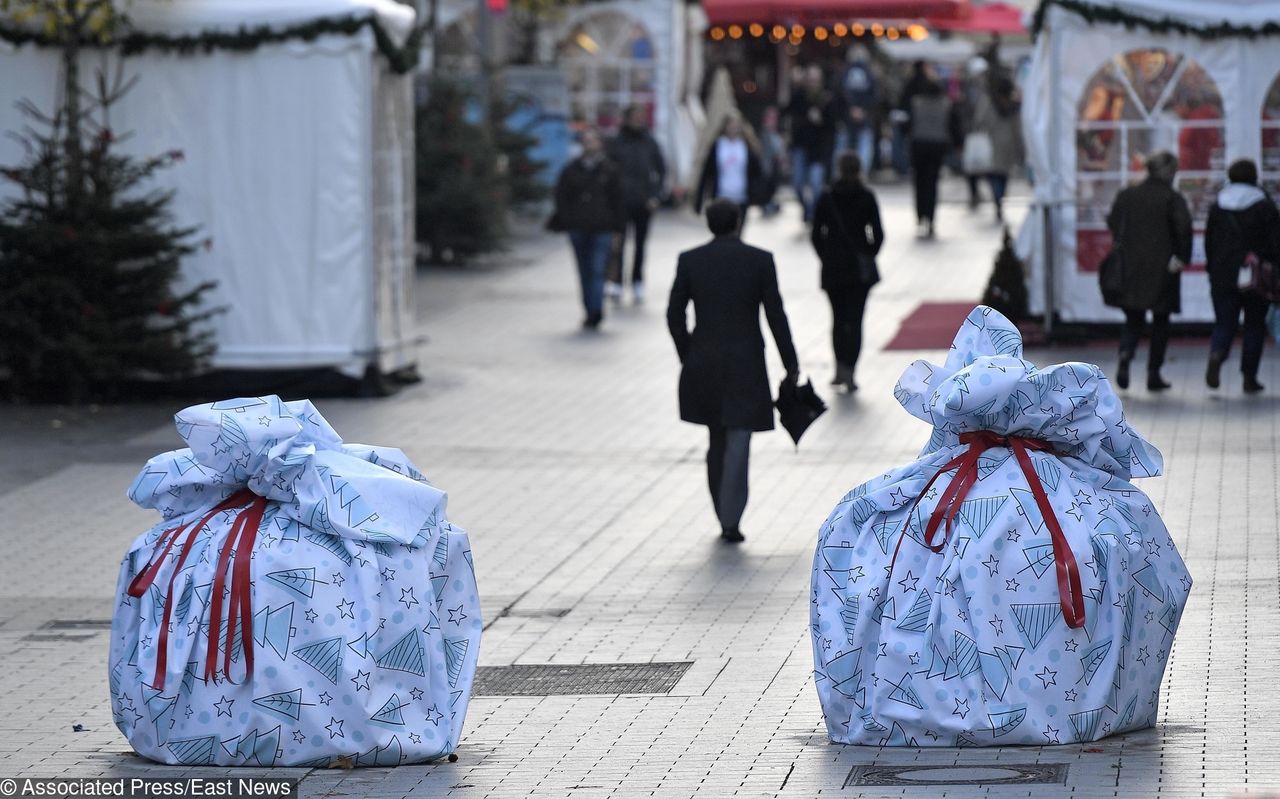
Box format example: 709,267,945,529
707,21,929,46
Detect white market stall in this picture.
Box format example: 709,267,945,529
1020,0,1280,325
0,0,420,379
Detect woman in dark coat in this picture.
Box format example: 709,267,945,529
1105,150,1192,391
1204,158,1280,393
810,152,884,392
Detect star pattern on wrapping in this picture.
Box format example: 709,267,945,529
1006,528,1021,542
1035,666,1057,688
337,599,355,619
292,730,306,743
897,571,920,592
888,488,908,507
989,616,1004,635
953,699,969,719
1064,689,1077,702
318,692,333,706
326,717,344,739
381,567,397,581
1136,646,1150,665
982,555,1000,576
909,652,921,666
305,609,318,623
331,573,345,587
400,588,419,609
1005,578,1021,592
426,706,444,726
1042,724,1060,744
822,638,832,651
1064,639,1078,652
1066,502,1083,522
214,696,234,717
351,669,371,691
409,733,422,744
410,687,424,701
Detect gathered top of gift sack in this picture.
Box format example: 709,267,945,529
129,396,446,545
112,396,481,768
893,305,1163,481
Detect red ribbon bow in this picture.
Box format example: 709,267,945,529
891,431,1086,629
127,488,269,691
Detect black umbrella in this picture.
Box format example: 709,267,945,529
774,377,827,447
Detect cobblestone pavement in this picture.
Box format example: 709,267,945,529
2,179,1278,798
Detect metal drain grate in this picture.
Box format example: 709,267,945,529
846,763,1069,787
473,662,693,696
23,620,113,642
499,608,573,619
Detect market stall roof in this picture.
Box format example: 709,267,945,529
1031,0,1280,37
703,0,970,25
120,0,416,41
933,2,1025,34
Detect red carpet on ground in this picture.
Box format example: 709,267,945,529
884,302,978,350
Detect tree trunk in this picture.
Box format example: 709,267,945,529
60,16,84,206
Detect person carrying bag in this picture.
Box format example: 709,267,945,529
811,152,884,392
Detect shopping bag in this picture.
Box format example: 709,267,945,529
961,131,994,174
110,396,482,767
811,306,1191,746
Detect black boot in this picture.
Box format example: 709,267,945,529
1206,351,1225,389
1147,372,1171,391
1244,375,1265,394
1116,357,1131,390
720,527,745,543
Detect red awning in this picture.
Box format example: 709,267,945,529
702,0,971,25
931,2,1026,33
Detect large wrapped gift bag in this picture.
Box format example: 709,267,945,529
109,396,481,766
811,307,1191,746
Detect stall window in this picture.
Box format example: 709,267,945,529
1076,50,1224,271
1262,75,1280,196
558,12,655,133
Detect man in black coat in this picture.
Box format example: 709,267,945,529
606,105,666,304
1105,150,1192,391
666,199,800,543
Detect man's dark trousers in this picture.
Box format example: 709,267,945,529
707,427,751,531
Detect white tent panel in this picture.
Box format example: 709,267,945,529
0,4,417,377
1021,2,1280,324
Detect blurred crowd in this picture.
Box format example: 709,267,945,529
693,47,1026,238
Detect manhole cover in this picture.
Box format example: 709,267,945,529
473,662,692,696
845,763,1069,787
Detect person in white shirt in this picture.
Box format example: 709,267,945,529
695,112,764,233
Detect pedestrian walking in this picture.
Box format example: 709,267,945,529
694,112,764,233
907,66,954,238
836,44,880,177
787,65,837,223
970,72,1024,223
810,152,884,392
606,105,666,305
550,128,624,330
758,105,788,217
1105,151,1192,390
1204,158,1280,393
958,57,990,210
666,199,800,544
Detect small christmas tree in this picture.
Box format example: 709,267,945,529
0,60,216,401
416,79,507,263
982,227,1030,323
416,79,548,263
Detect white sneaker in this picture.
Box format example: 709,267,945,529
605,281,623,304
632,282,645,304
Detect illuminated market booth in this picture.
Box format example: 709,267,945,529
1021,0,1280,326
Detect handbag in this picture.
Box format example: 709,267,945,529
962,131,994,174
824,196,881,287
1243,252,1280,301
1223,206,1280,301
1098,214,1125,308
